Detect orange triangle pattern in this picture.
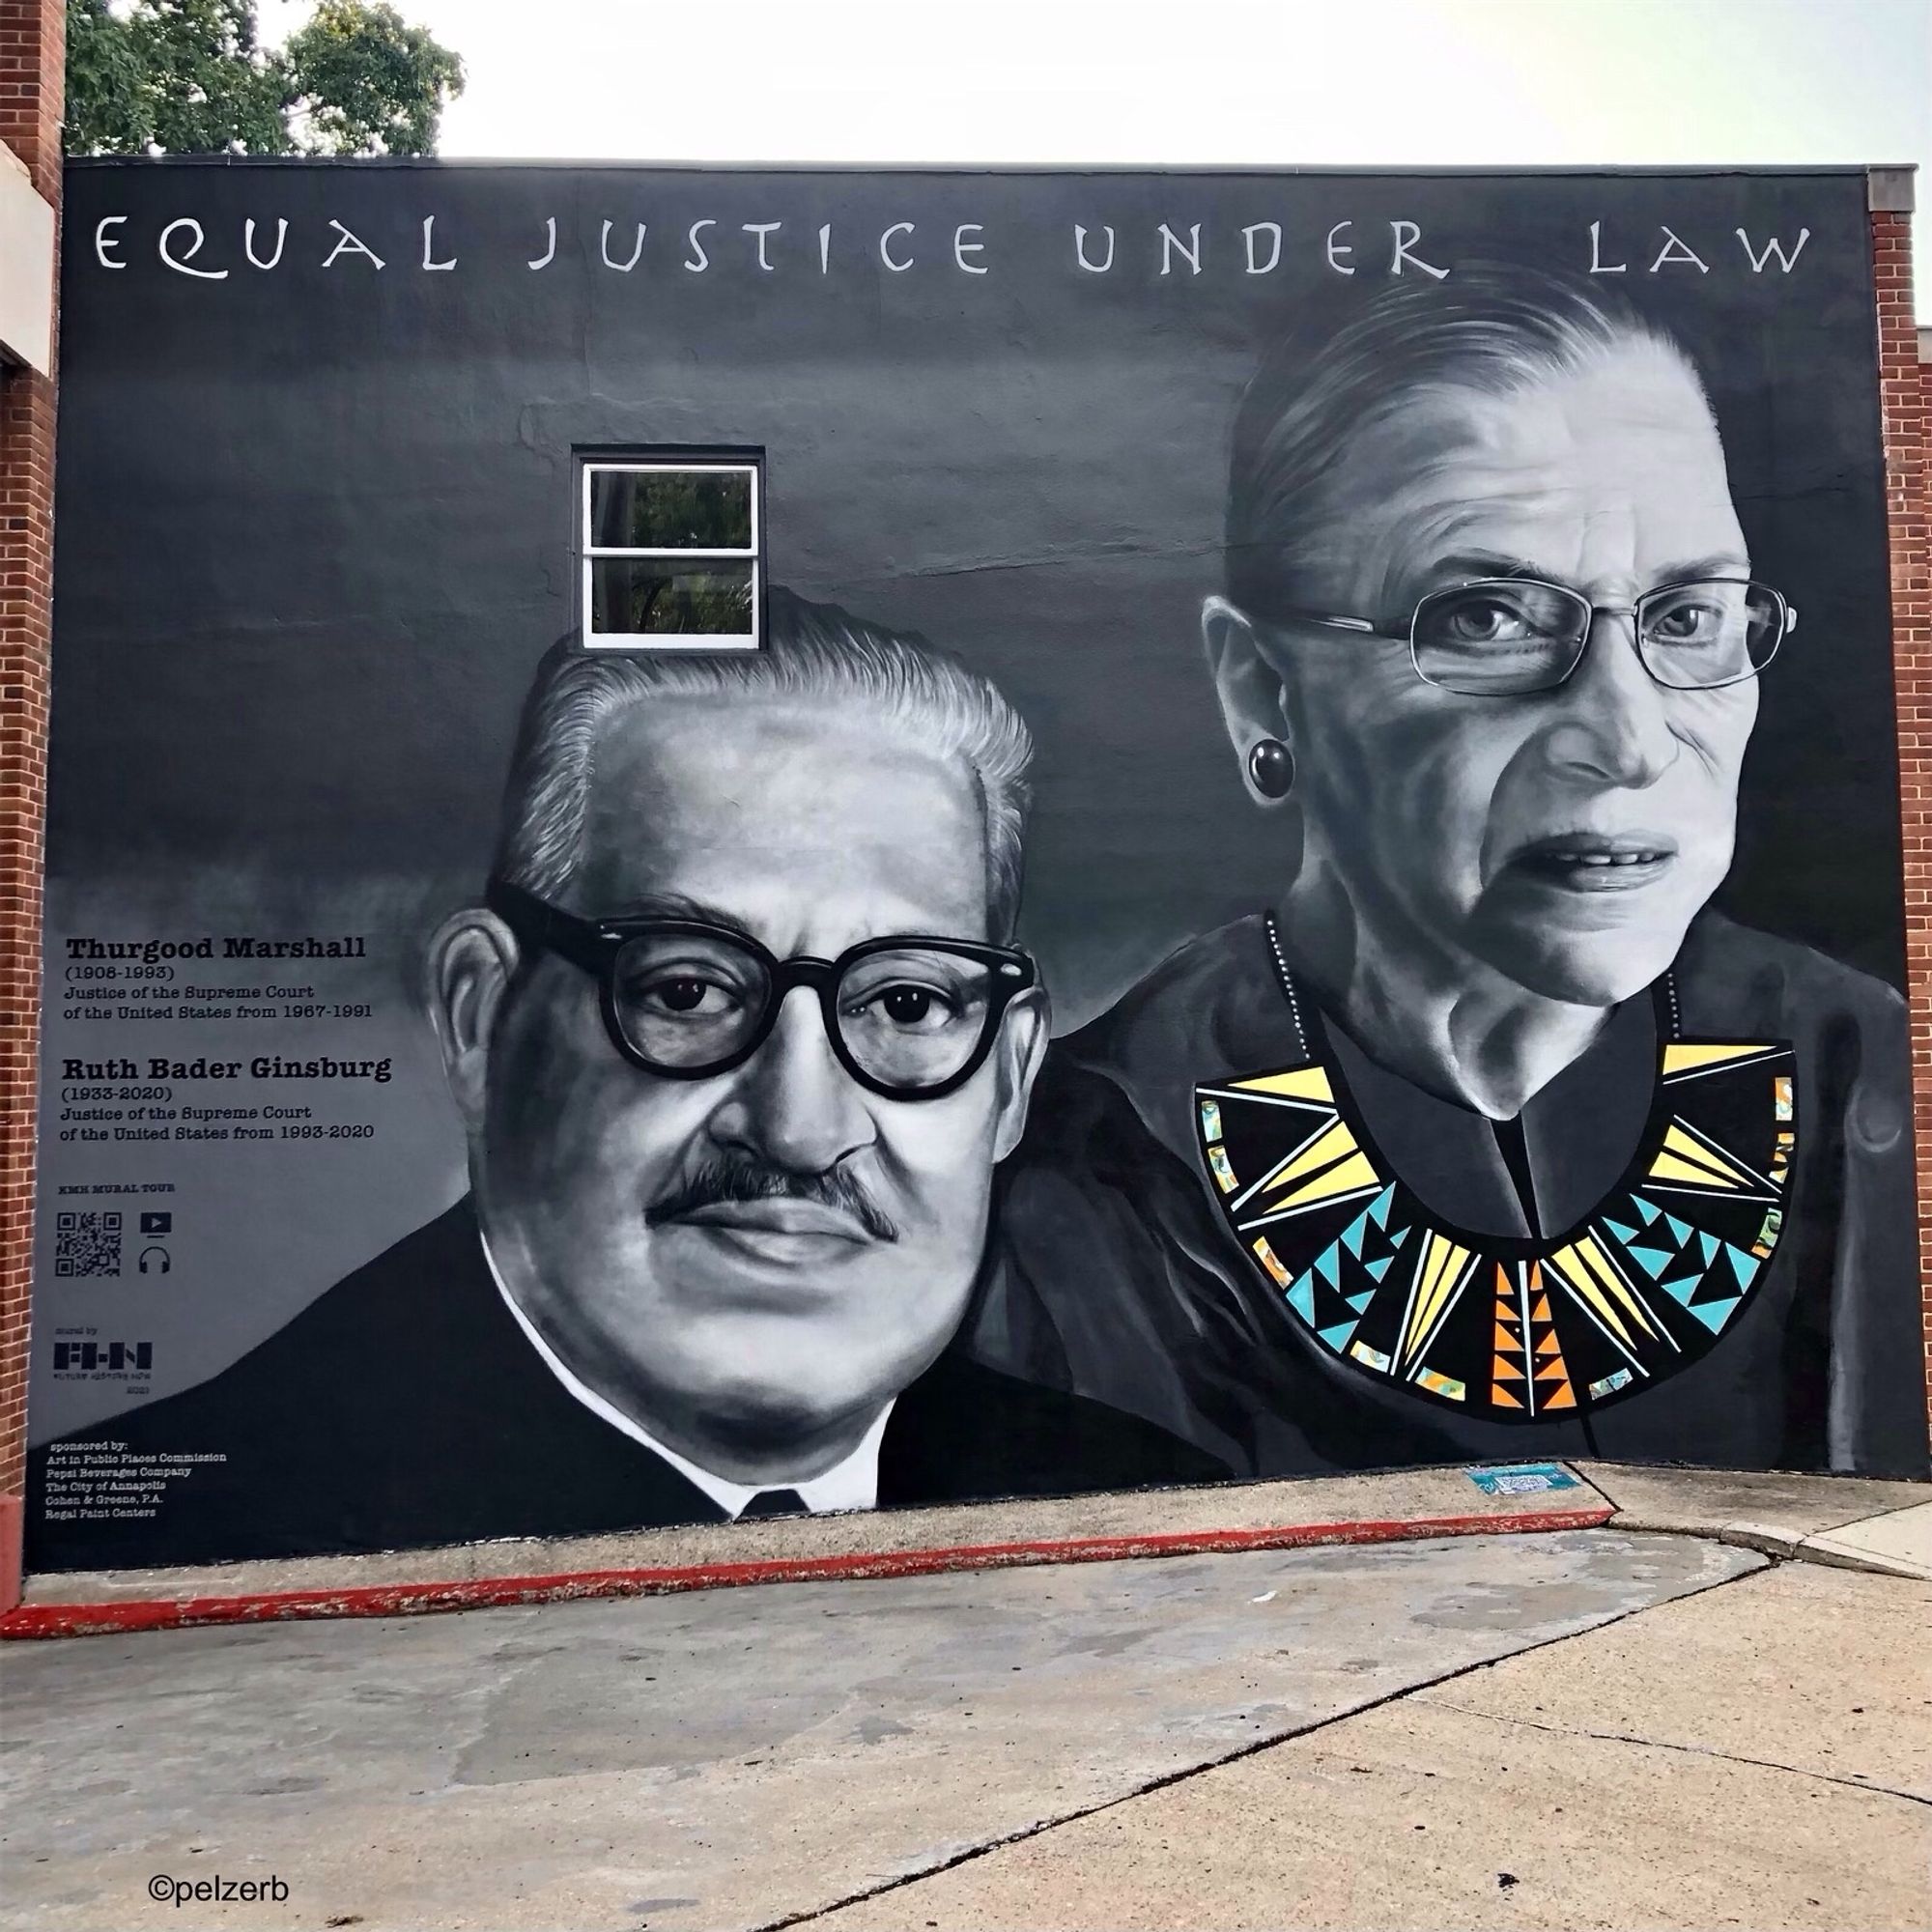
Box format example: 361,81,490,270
1532,1264,1577,1409
1489,1264,1525,1408
1490,1261,1576,1413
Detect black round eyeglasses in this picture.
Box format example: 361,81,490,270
488,879,1036,1101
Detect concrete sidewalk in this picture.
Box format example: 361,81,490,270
0,1527,1779,1931
819,1558,1931,1932
13,1459,1929,1634
3,1464,1926,1931
11,1462,1614,1624
1580,1461,1932,1578
6,1519,1928,1932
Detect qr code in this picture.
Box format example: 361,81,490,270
54,1210,122,1278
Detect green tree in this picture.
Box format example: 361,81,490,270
64,0,157,155
284,2,466,156
63,0,465,156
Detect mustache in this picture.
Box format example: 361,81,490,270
645,1155,901,1244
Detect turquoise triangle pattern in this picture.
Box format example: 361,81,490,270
1699,1232,1720,1265
1660,1276,1702,1307
1318,1320,1358,1351
1666,1215,1692,1246
1369,1184,1394,1230
1726,1245,1761,1291
1627,1244,1675,1281
1341,1212,1368,1259
1315,1243,1342,1288
1604,1218,1641,1247
1364,1256,1394,1283
1346,1288,1376,1312
1690,1296,1741,1334
1288,1273,1317,1322
1633,1195,1662,1226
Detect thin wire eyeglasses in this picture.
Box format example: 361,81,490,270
1263,575,1797,696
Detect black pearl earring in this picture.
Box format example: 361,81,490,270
1247,738,1294,799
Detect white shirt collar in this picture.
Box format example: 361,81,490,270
481,1232,891,1520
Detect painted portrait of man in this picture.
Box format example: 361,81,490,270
29,590,1220,1565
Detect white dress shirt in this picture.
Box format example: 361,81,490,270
483,1236,893,1520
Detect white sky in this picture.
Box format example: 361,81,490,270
256,0,1932,310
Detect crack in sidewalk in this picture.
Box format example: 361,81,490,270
1413,1695,1931,1807
1570,1462,1622,1515
1559,1463,1932,1581
737,1546,1765,1932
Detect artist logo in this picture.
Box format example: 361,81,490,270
51,1340,153,1376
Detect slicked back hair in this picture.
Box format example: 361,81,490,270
1226,267,1720,619
493,587,1035,941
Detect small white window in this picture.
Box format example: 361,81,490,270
580,457,762,649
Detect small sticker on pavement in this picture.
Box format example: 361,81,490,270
1466,1462,1579,1496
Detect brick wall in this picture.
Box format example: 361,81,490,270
0,0,60,1609
1874,207,1932,1439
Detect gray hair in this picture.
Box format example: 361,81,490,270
1227,267,1719,617
494,586,1035,940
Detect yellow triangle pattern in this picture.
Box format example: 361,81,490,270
1547,1237,1650,1347
1649,1122,1758,1193
1649,1151,1728,1187
1400,1231,1473,1368
1263,1118,1359,1195
1581,1234,1661,1339
1662,1043,1781,1077
1230,1066,1335,1102
1266,1148,1380,1213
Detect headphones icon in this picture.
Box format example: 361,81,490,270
138,1246,171,1275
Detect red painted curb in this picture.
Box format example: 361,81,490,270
0,1492,21,1616
0,1504,1612,1639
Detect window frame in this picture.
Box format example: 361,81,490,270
577,451,765,651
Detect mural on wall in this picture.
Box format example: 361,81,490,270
26,165,1929,1572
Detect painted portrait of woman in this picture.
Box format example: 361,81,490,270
973,268,1929,1481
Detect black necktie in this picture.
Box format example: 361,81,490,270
738,1488,808,1519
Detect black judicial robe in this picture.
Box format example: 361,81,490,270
28,1198,1227,1572
968,911,1930,1480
